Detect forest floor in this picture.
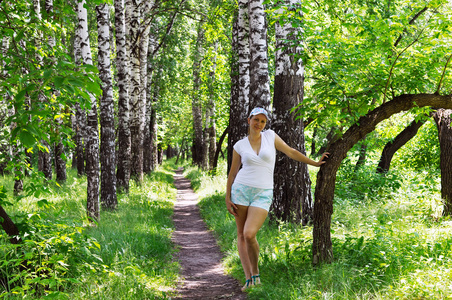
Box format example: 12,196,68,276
172,168,247,299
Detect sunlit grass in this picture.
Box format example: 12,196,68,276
195,159,452,299
0,162,180,299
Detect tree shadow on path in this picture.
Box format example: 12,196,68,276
172,168,246,299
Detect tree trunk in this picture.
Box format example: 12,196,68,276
0,205,21,244
228,4,248,173
376,119,425,173
143,30,157,174
192,21,205,168
76,0,100,222
150,77,160,171
73,6,86,177
1,37,10,175
74,102,86,176
97,3,117,210
433,109,452,215
270,0,313,225
313,93,452,265
213,126,229,171
115,0,131,193
54,142,66,182
207,43,218,171
248,0,271,109
128,0,145,182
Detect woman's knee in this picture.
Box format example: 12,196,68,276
243,230,257,242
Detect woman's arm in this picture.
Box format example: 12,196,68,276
275,133,328,167
225,150,242,216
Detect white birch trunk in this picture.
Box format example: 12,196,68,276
97,3,117,210
128,0,145,181
76,0,100,221
248,0,271,108
270,0,313,225
207,43,218,170
144,28,157,173
115,0,131,192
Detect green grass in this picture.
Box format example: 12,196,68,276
0,162,180,299
192,160,452,299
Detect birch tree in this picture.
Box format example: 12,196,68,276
75,0,100,221
97,3,117,210
206,43,218,170
115,0,131,192
127,0,144,181
228,1,249,172
270,0,313,225
248,0,270,109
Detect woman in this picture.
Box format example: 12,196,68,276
225,107,329,291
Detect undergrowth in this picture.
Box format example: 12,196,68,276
193,160,452,299
0,162,179,299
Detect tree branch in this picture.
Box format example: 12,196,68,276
436,54,452,95
393,6,428,48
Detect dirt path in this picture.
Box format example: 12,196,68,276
172,168,246,300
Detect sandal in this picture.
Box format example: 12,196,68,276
241,279,252,291
252,274,261,285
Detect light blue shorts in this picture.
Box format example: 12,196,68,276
231,183,273,212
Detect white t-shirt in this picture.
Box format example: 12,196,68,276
233,129,276,189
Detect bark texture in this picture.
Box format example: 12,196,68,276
207,43,218,170
128,0,145,181
313,93,452,265
433,109,452,215
270,0,313,225
248,0,270,109
97,3,117,210
228,3,248,173
115,0,131,192
76,0,100,221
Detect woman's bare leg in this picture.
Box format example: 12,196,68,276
243,206,268,277
234,205,252,282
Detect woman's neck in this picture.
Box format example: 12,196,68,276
248,131,261,141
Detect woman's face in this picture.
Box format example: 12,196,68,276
248,114,267,133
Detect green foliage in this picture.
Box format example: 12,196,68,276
195,158,451,299
0,165,179,299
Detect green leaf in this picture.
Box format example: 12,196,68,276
54,76,65,88
19,130,36,148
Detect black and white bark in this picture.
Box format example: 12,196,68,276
207,43,218,170
76,0,100,221
228,3,248,172
128,0,145,181
97,3,117,210
248,0,270,109
143,28,157,174
270,0,313,225
115,0,131,192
